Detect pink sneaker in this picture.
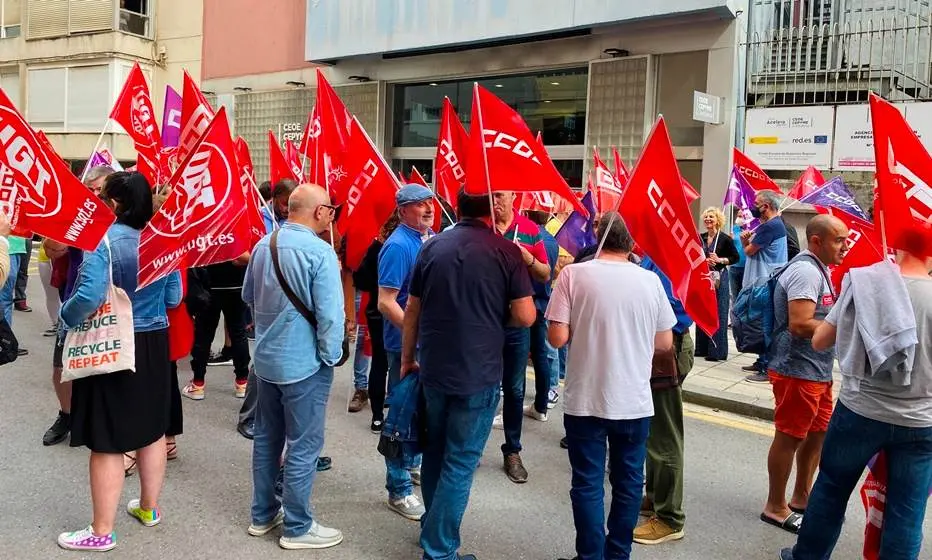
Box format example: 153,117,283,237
57,526,116,552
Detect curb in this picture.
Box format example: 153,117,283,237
682,386,775,422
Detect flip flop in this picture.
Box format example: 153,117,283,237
789,505,806,515
760,512,803,534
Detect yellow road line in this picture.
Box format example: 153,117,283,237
684,405,775,437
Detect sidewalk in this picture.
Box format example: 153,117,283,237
682,340,842,422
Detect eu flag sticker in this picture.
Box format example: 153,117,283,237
814,135,828,144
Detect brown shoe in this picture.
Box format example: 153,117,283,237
503,453,528,483
633,516,684,545
348,389,369,413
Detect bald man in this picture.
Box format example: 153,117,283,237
243,183,346,550
760,214,849,535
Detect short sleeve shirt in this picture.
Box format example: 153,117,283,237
410,220,532,395
503,212,549,265
769,251,836,382
378,224,426,353
744,218,788,285
546,260,676,420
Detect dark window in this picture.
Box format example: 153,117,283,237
392,68,588,148
391,159,435,184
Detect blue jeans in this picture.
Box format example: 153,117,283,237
420,384,500,560
558,345,567,381
252,367,333,538
1,254,20,325
528,309,554,413
789,402,932,560
547,339,560,390
385,351,422,499
564,414,650,560
352,291,370,389
501,327,531,455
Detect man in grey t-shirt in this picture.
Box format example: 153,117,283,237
760,215,849,535
782,237,932,560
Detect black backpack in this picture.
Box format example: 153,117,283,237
0,318,19,365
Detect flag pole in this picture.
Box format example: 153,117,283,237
80,121,111,182
473,83,499,236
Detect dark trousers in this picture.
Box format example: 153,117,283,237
528,308,554,414
694,275,731,361
14,239,31,303
190,288,250,382
501,327,531,455
239,365,258,425
420,384,500,560
646,386,686,531
168,361,183,436
565,414,650,560
366,313,388,422
790,402,932,560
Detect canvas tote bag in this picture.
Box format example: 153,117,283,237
62,237,136,382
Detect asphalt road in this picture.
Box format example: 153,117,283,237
1,279,928,560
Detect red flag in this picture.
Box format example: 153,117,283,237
593,149,623,214
138,108,250,289
733,147,781,192
434,97,468,211
787,166,825,201
313,69,354,201
284,140,305,182
234,136,268,246
681,177,700,204
618,117,719,336
268,130,299,185
177,70,214,164
823,207,885,292
612,147,630,186
465,84,587,217
0,88,115,250
409,166,444,232
869,93,932,251
109,63,167,186
338,117,401,270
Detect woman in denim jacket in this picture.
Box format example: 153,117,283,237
56,172,182,553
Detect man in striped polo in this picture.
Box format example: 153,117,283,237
490,192,552,483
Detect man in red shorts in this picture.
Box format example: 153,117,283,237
760,214,849,534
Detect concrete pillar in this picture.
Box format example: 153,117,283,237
699,20,740,213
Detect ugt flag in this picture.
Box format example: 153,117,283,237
137,107,250,289
0,87,115,250
555,190,597,258
800,176,869,221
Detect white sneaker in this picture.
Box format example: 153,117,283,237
388,494,425,521
492,413,504,430
248,509,284,536
523,404,548,422
278,521,344,550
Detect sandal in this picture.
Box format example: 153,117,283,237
760,512,803,534
123,452,137,478
166,440,178,461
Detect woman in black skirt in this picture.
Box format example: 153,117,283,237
56,172,183,553
695,207,740,362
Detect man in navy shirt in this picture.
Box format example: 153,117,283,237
402,189,535,560
378,183,435,522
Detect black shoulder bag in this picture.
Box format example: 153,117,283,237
270,229,349,367
0,317,19,365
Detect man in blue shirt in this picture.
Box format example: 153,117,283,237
378,183,435,522
635,256,695,546
741,190,789,381
243,184,345,551
402,190,535,560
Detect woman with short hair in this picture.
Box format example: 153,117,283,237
57,172,182,552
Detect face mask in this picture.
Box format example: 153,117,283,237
750,206,763,219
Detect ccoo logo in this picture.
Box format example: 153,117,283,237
0,106,62,219
151,141,233,238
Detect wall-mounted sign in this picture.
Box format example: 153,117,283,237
693,91,722,124
745,106,834,170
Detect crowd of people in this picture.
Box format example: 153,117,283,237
3,166,930,560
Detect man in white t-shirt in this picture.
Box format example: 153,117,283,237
546,213,676,560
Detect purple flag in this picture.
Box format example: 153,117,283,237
724,166,760,230
82,148,123,177
161,85,182,148
555,191,597,258
799,176,869,221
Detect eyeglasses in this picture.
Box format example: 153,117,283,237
317,204,343,220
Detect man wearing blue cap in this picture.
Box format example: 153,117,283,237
377,183,435,521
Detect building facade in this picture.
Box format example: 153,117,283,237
0,0,203,167
202,0,743,210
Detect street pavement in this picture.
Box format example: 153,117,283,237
1,278,929,559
